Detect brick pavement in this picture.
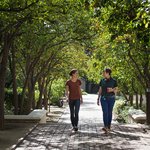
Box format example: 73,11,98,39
14,94,150,150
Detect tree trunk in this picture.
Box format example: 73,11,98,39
122,92,129,101
43,78,51,110
135,93,139,109
146,84,150,125
20,58,31,114
0,33,11,129
129,94,133,106
47,80,54,112
31,73,36,110
43,88,48,110
22,70,36,114
26,77,35,113
11,45,18,115
48,83,52,112
32,90,36,110
19,77,29,114
139,94,143,108
36,77,45,109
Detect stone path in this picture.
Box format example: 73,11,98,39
14,94,150,150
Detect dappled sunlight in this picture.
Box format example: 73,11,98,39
0,0,149,149
14,94,150,150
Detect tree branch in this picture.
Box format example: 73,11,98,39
128,49,148,84
0,0,39,12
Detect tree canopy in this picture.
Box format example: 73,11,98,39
0,0,150,129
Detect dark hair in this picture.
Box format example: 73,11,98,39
69,69,78,76
104,68,112,75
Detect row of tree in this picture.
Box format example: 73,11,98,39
85,0,150,123
0,0,150,130
0,0,97,129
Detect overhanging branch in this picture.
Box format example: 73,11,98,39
0,0,39,12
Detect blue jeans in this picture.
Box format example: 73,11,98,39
69,99,80,127
100,96,115,128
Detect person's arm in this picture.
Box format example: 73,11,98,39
113,87,118,94
107,87,118,93
97,87,102,105
107,80,118,94
65,85,69,102
79,87,83,104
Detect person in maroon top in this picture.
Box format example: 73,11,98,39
66,69,83,132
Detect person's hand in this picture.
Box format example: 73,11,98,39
107,88,114,93
97,98,99,105
66,98,69,103
80,98,83,104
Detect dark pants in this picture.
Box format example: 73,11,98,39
69,99,80,127
100,96,115,128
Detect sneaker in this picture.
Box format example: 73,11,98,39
74,126,78,132
102,127,107,131
108,125,112,132
102,127,109,134
70,127,75,131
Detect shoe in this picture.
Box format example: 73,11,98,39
108,125,112,132
102,127,107,132
70,127,75,131
74,126,78,132
102,127,109,134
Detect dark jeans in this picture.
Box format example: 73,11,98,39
100,96,115,128
69,99,80,127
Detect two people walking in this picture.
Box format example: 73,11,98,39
66,68,117,134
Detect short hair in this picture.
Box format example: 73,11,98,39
69,69,78,76
104,68,112,75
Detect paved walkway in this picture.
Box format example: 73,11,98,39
14,94,150,150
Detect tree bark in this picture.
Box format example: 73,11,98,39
32,89,36,110
19,46,47,113
48,80,53,112
0,33,11,129
129,94,133,106
43,88,48,110
20,56,35,114
26,75,35,113
19,60,30,114
135,93,139,109
146,84,150,125
43,78,51,110
122,92,129,101
11,45,18,114
36,77,45,109
139,94,143,108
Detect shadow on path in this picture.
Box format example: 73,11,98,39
14,94,150,150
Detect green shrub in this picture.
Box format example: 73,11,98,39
50,79,65,106
114,98,130,123
81,89,88,95
4,103,14,115
35,90,40,102
17,87,22,93
115,95,126,100
4,89,13,114
4,87,24,114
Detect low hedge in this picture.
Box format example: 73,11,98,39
114,98,130,123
